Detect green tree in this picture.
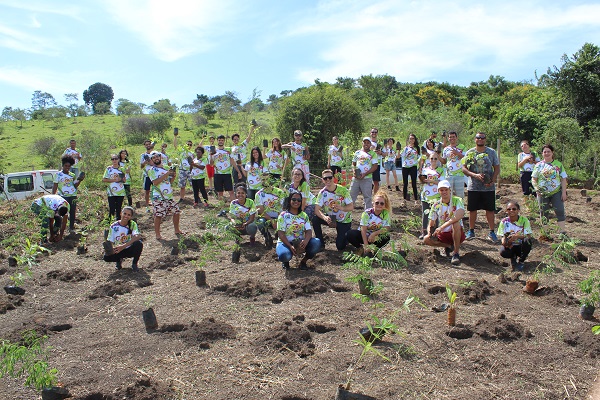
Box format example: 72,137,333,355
94,102,111,115
356,74,399,111
150,113,171,140
115,98,143,116
64,93,79,120
31,91,57,113
201,101,217,120
544,43,600,129
415,86,452,109
10,108,29,128
150,99,177,116
276,83,363,166
83,82,114,114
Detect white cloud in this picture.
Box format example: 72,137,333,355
0,66,99,98
0,24,61,55
102,0,241,62
0,0,83,20
287,0,600,83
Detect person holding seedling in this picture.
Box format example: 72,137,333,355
243,147,266,200
228,183,261,245
140,139,156,211
62,139,82,179
211,135,243,202
103,206,143,271
313,169,354,251
383,138,400,191
327,136,343,176
102,154,127,221
255,175,286,247
418,153,446,239
118,149,133,206
283,130,310,183
441,131,467,198
276,192,321,270
401,133,421,204
204,135,217,194
496,201,533,271
231,125,256,185
190,146,209,208
146,151,183,240
346,190,391,256
264,137,288,181
350,137,380,210
532,143,569,237
287,167,316,220
30,194,69,244
173,131,195,202
52,155,82,232
423,180,466,266
517,140,540,196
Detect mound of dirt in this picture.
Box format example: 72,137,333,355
474,314,532,341
145,255,186,271
457,279,494,303
447,324,474,339
88,281,135,299
260,318,315,358
1,320,72,343
460,251,503,269
47,268,91,282
178,318,236,346
536,285,578,306
48,239,77,251
563,329,600,358
213,279,273,298
0,294,24,314
74,378,176,400
271,276,349,303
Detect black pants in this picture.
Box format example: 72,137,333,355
402,166,418,200
192,178,208,204
500,241,532,262
520,171,535,196
103,241,143,265
346,229,390,249
108,196,124,220
330,165,342,175
62,196,77,230
312,216,351,251
124,184,133,206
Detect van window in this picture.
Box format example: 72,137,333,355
7,175,34,193
42,172,55,190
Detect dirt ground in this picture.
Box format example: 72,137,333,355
0,183,599,400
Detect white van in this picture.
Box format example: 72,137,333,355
0,170,58,201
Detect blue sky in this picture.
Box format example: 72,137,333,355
1,0,599,111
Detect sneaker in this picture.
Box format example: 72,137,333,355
299,262,308,270
488,231,499,243
203,202,209,208
115,261,122,271
418,233,425,240
388,186,392,190
395,186,400,191
515,262,524,271
444,246,453,258
193,202,198,208
510,257,518,270
282,262,290,270
451,253,460,265
131,263,139,272
466,230,475,240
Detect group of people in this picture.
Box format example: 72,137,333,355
30,127,569,273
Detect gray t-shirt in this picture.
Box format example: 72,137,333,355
464,147,499,192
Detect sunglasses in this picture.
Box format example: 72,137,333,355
322,176,334,180
475,136,486,140
430,158,438,161
291,198,302,202
111,158,119,160
506,207,518,211
374,201,385,206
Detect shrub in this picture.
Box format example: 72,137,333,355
123,116,152,144
31,137,64,169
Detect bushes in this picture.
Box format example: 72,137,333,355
31,137,64,169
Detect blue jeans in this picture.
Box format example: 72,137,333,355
276,238,321,262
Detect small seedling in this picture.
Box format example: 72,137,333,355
143,295,154,309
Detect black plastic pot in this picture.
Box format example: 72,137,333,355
4,286,25,295
357,278,372,296
41,386,70,400
580,304,595,320
195,270,206,287
358,326,385,343
142,308,158,331
76,245,87,255
102,241,114,256
170,246,179,255
7,256,17,267
232,250,241,263
335,385,376,400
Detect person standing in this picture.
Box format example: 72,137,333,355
103,206,143,271
441,131,467,198
173,133,194,202
52,155,82,232
244,147,266,200
401,134,421,203
283,130,310,183
264,137,289,180
369,128,383,193
204,135,216,194
350,137,379,209
139,139,155,211
313,169,354,251
190,146,209,208
383,138,400,191
31,194,69,243
328,136,343,176
211,135,243,202
231,126,255,185
497,201,533,271
532,144,569,237
462,133,500,242
118,149,133,206
102,154,127,221
517,140,540,196
422,180,466,266
146,151,183,240
62,139,82,179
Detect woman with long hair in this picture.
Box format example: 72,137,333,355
264,137,288,180
383,138,400,191
418,153,446,239
496,201,533,271
401,133,421,202
517,140,540,196
228,183,261,245
190,146,209,207
244,147,265,200
118,149,133,206
276,192,321,270
346,190,392,256
288,167,316,220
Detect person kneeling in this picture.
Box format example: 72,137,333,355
346,190,391,256
423,180,465,266
497,201,532,271
103,206,143,271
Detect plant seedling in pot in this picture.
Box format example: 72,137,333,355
446,284,458,326
578,270,600,320
142,295,158,331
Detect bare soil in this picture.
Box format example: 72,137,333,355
1,183,599,399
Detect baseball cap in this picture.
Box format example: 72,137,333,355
362,137,372,142
438,180,451,189
150,151,161,158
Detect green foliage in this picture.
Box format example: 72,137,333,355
83,82,114,113
592,325,600,335
150,99,177,116
0,330,58,390
10,238,49,287
276,84,363,167
539,236,581,272
77,129,112,187
115,98,143,116
446,284,457,309
578,270,600,307
31,136,64,169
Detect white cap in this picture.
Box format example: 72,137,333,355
362,137,372,142
438,180,451,189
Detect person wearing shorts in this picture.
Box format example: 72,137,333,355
369,128,382,193
462,133,500,242
423,180,465,266
211,135,242,202
140,140,155,209
173,134,195,201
